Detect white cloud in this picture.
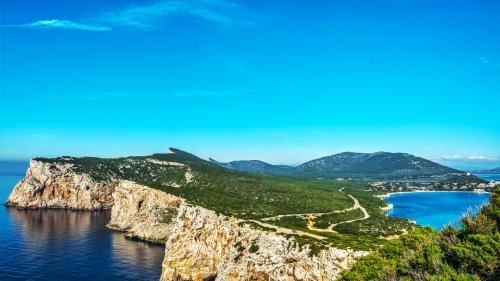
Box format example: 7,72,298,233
468,155,498,161
2,19,111,31
442,155,498,161
441,155,462,160
100,0,241,28
476,56,500,68
1,1,247,32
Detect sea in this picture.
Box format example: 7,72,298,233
0,163,165,281
474,173,500,182
384,191,492,230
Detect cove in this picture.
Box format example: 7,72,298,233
383,191,491,230
0,174,165,281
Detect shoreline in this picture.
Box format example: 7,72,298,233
376,190,492,213
376,190,492,200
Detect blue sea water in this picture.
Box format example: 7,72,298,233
474,173,500,182
0,174,165,281
384,192,491,230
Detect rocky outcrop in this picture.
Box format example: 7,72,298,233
6,160,368,280
160,204,368,281
6,160,115,210
107,180,183,243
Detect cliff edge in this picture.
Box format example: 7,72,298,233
5,158,369,280
6,159,115,210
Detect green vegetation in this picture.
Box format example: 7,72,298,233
314,209,364,228
158,207,178,224
36,151,356,219
332,187,414,237
35,149,414,250
341,187,500,280
249,241,259,253
272,216,310,230
212,151,472,182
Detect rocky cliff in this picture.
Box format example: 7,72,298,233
161,203,368,281
107,180,183,243
6,160,115,210
6,160,368,280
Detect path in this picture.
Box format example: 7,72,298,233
249,220,327,240
255,187,371,237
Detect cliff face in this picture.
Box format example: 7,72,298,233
6,160,368,280
161,203,368,281
107,180,183,243
6,160,115,210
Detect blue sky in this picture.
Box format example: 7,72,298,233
0,0,499,168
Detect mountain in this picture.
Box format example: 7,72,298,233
295,152,461,180
213,151,465,180
17,147,413,252
208,158,294,175
473,167,500,174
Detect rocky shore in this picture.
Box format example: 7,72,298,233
5,160,116,210
5,159,368,281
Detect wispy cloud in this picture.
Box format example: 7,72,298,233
476,56,500,69
1,0,246,32
441,155,498,161
468,155,498,161
1,19,111,31
441,155,462,160
100,0,244,28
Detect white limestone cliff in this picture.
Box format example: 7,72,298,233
160,203,368,281
107,180,183,243
6,160,115,210
6,160,368,280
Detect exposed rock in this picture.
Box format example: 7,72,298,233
6,160,369,280
160,204,368,281
5,160,115,210
107,180,183,243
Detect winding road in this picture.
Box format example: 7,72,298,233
252,187,371,239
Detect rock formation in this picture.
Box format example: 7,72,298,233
107,180,183,243
5,160,115,210
6,160,368,280
160,203,367,281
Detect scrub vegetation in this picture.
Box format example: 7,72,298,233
35,149,415,250
342,187,500,280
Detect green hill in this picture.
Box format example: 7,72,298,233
295,152,460,180
211,151,468,181
208,158,294,175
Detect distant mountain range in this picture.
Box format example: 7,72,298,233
473,167,500,174
208,158,295,174
210,152,467,181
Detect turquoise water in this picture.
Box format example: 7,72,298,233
0,174,165,281
384,192,491,230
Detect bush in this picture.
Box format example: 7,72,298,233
342,187,500,281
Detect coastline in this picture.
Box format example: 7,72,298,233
376,190,492,200
376,190,492,213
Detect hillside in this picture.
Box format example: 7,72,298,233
33,148,413,250
474,167,500,174
209,158,294,175
342,187,500,280
295,152,460,180
212,151,466,181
